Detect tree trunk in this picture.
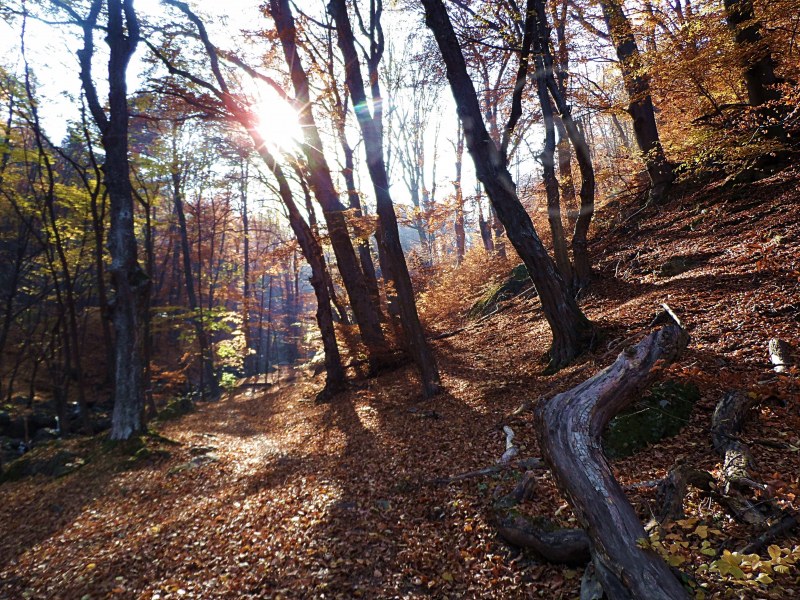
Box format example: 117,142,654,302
536,78,573,283
170,148,219,400
532,0,596,291
329,0,442,397
78,0,146,440
599,0,673,203
536,308,690,599
453,122,466,265
723,0,782,107
251,136,346,398
269,0,390,372
476,186,494,253
422,0,594,369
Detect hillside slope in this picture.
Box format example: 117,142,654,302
1,168,799,599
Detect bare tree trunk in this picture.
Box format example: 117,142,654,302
453,122,466,265
422,0,594,369
329,0,442,397
269,0,390,372
476,186,494,254
170,138,219,400
723,0,782,107
252,138,346,398
533,0,596,290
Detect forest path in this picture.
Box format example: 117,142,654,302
1,346,570,599
2,168,800,599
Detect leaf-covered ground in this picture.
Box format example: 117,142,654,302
1,169,799,599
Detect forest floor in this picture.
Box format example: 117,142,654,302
1,166,800,599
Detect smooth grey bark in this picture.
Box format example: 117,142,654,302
74,0,147,440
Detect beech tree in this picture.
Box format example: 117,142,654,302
47,0,149,440
421,0,595,369
328,0,442,397
597,0,674,203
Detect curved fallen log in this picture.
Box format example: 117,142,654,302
535,307,690,599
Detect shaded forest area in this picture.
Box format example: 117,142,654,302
1,0,799,598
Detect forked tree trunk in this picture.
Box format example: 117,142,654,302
422,0,594,369
533,0,595,290
535,74,573,284
77,0,147,440
536,308,690,599
329,0,442,397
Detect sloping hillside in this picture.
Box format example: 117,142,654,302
1,168,799,599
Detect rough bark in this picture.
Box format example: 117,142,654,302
535,308,690,599
711,391,769,525
768,338,793,373
422,0,594,369
599,0,673,203
329,0,441,397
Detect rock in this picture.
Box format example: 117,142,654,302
31,428,59,445
468,264,535,318
603,380,699,459
168,452,218,475
0,448,85,483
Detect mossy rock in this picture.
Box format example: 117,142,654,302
1,446,86,483
603,380,699,459
468,264,534,319
154,396,194,423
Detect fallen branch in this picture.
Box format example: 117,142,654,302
499,426,518,464
535,307,691,599
740,510,800,555
768,338,794,373
497,514,591,565
433,457,544,484
655,462,714,523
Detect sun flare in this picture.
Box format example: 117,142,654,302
253,86,303,150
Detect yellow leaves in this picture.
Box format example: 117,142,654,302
694,524,708,539
85,563,97,570
767,544,782,561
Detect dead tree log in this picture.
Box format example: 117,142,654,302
655,462,714,523
535,308,690,599
711,391,770,525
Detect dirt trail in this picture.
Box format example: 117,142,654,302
1,169,800,599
